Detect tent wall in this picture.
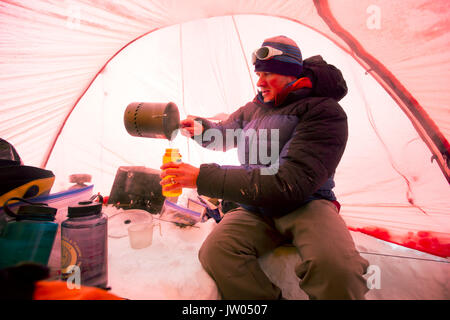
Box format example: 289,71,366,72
1,0,448,179
1,1,449,257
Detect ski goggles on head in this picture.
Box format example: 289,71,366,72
251,46,301,64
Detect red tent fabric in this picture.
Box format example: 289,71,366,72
1,0,449,258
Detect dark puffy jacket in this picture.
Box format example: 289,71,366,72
194,55,348,217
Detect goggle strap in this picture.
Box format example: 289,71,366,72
252,46,300,64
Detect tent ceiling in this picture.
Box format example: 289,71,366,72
1,0,448,180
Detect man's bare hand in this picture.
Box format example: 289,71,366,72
180,117,203,138
160,162,200,191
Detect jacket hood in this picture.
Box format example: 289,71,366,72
301,55,348,101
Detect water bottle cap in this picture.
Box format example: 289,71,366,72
68,200,102,218
16,205,57,221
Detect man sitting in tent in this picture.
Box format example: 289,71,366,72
160,35,369,300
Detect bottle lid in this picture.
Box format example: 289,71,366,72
68,201,102,218
16,205,57,221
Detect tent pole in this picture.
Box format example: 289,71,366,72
231,15,256,97
179,23,191,163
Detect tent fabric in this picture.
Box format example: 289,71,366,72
0,1,449,258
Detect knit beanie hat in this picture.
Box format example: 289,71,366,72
253,35,303,78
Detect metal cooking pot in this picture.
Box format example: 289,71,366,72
124,102,180,140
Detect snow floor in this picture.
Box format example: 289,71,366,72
104,206,449,300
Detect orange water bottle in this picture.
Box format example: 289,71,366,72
162,148,182,197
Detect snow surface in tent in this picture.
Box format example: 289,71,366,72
44,15,450,259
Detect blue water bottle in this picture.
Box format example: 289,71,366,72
0,197,58,269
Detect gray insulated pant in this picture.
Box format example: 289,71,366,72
198,199,370,300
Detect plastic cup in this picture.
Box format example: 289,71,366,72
128,223,154,249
